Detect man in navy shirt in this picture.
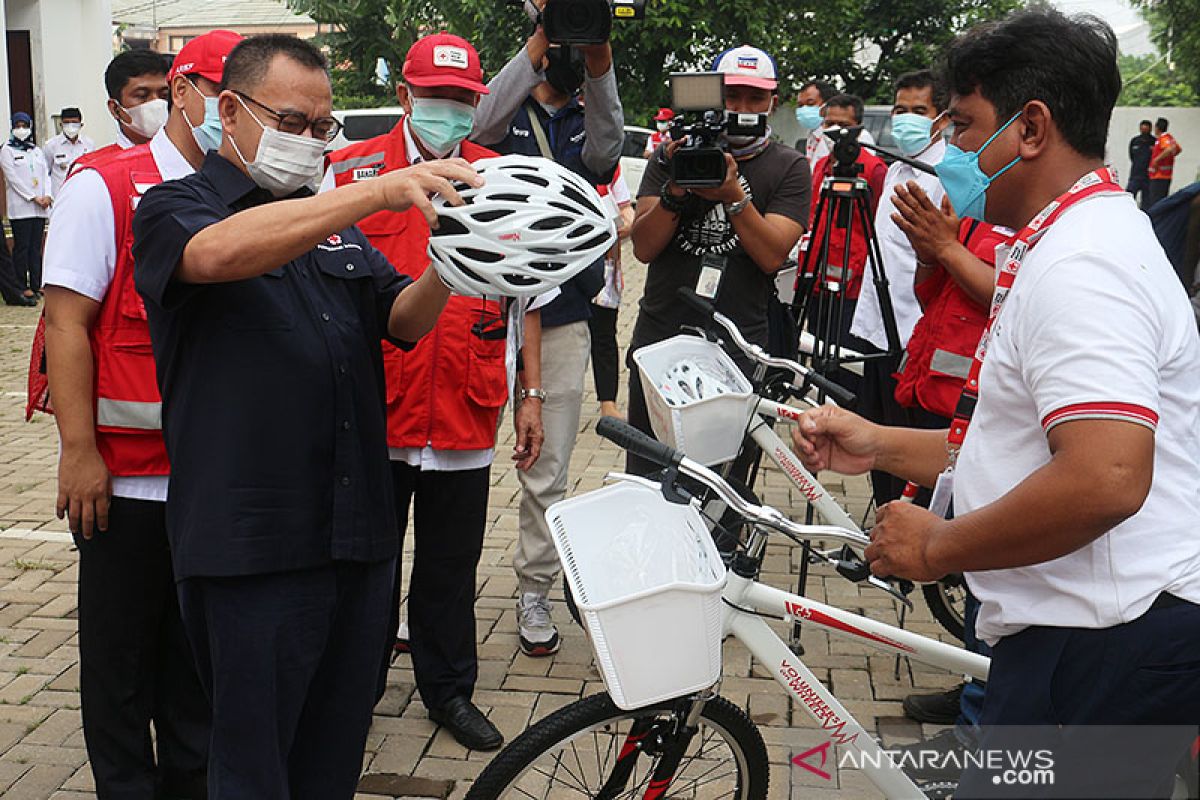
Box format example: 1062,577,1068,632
132,35,479,798
1127,119,1155,209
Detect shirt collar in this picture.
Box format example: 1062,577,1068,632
116,129,136,150
402,117,460,164
200,151,273,208
914,136,946,167
149,127,194,181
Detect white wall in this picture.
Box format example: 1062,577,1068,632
4,0,115,147
0,1,10,130
1106,107,1200,187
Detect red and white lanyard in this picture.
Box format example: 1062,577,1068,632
945,167,1123,457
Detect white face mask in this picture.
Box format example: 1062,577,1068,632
62,122,83,139
120,99,168,139
228,95,327,197
12,127,31,141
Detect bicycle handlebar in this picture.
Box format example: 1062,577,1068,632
676,287,856,408
595,417,870,550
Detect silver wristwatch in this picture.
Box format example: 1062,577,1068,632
520,387,547,402
724,195,752,217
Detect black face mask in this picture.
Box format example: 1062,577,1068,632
545,46,585,96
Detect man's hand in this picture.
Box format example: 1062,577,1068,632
691,154,743,205
576,41,613,78
35,195,52,209
864,501,947,582
513,399,544,471
890,181,958,265
375,159,483,228
56,445,111,539
790,405,881,475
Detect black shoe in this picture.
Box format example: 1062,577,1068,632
4,296,36,307
889,728,966,781
429,696,503,751
902,683,964,725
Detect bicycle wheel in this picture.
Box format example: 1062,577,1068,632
465,692,769,800
922,574,967,642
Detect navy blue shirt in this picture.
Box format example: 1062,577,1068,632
492,98,611,328
132,152,411,580
1129,132,1156,180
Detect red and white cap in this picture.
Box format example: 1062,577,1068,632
168,29,244,83
711,45,778,91
654,107,675,122
403,32,489,95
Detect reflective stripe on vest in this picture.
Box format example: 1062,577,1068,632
96,398,162,430
929,349,972,379
331,152,386,175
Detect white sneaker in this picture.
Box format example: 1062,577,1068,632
517,591,560,657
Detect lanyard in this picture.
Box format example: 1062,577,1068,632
945,167,1123,457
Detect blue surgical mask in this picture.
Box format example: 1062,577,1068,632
184,78,223,153
890,112,938,156
935,111,1022,221
408,97,475,156
795,105,822,130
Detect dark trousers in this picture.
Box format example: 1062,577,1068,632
74,496,209,800
1127,174,1150,209
588,305,620,403
177,559,394,800
1145,178,1172,211
0,233,26,303
10,216,45,291
956,596,1200,798
858,348,909,507
384,462,489,711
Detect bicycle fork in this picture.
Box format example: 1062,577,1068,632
595,694,713,800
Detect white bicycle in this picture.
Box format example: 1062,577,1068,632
465,418,988,799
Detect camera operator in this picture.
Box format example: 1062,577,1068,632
470,0,624,659
627,45,811,475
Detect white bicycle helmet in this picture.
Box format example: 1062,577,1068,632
657,359,735,407
427,154,617,298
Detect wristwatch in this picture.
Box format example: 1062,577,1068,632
520,387,547,402
724,195,752,217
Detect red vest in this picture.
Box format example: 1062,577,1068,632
327,127,507,450
803,150,888,299
893,219,1010,419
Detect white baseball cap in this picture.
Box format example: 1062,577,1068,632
711,45,778,91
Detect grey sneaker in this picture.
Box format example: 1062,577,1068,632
517,591,560,657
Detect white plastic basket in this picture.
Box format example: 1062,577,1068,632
547,481,727,710
632,335,756,466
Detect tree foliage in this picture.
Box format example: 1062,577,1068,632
289,0,1020,118
1134,0,1200,99
1119,53,1200,106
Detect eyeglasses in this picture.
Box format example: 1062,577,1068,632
233,90,341,142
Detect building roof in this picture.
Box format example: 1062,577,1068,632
112,0,315,29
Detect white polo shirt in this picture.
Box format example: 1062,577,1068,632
42,128,193,502
43,132,96,197
956,192,1200,644
850,137,946,351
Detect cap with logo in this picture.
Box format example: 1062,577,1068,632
403,32,489,95
168,29,244,83
654,107,675,122
711,45,778,91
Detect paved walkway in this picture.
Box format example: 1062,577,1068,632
0,249,960,798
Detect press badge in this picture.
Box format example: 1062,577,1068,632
929,466,954,519
695,253,727,300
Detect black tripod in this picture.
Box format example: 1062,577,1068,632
786,127,903,653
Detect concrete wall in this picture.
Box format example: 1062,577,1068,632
4,0,115,148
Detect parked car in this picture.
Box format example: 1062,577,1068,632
619,125,653,199
327,107,404,153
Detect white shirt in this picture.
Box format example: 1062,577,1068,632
850,137,946,351
1,143,52,218
957,192,1200,644
43,132,96,197
42,128,193,501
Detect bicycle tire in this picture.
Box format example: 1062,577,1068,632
922,575,967,642
464,692,769,800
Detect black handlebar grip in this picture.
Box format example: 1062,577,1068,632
677,286,716,319
595,417,683,469
803,370,856,408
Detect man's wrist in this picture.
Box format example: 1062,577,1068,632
924,518,959,578
519,387,547,402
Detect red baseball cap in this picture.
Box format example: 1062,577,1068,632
403,32,489,95
168,29,244,84
654,107,675,122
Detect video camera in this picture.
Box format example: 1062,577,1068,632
509,0,646,45
667,72,768,189
824,124,865,178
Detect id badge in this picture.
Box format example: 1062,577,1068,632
695,253,727,300
929,466,954,519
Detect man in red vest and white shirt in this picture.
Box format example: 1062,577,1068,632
40,30,242,798
324,32,545,752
